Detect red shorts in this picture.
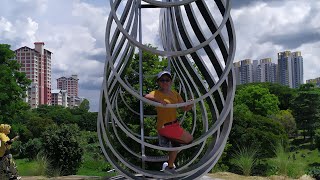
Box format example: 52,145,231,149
158,122,184,140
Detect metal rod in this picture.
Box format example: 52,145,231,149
138,0,146,170
141,4,158,8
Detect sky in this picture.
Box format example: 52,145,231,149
1,0,320,112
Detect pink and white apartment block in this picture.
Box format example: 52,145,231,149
57,75,79,97
51,89,68,107
56,75,82,108
15,42,52,108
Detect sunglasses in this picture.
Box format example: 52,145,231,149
159,79,171,82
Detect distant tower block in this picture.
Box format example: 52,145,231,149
98,0,236,179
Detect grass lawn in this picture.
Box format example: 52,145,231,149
16,159,41,176
290,136,320,167
15,154,117,178
77,153,116,177
14,136,320,179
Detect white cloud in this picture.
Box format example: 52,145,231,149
1,0,320,111
0,17,39,47
0,17,13,35
231,0,320,83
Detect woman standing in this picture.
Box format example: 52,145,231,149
145,71,193,174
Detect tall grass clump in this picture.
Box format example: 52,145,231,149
34,153,50,176
230,146,257,176
271,142,289,176
268,142,307,178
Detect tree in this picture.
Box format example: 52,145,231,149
26,115,54,138
33,105,75,124
0,44,31,123
229,104,287,159
235,84,280,116
291,83,320,140
79,99,90,112
270,110,297,138
76,112,97,131
42,124,83,175
258,82,297,110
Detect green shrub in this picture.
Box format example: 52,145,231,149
42,124,83,175
22,138,42,159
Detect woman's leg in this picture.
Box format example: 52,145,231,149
179,130,193,144
168,130,193,144
168,151,178,168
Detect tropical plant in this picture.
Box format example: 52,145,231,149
230,146,257,176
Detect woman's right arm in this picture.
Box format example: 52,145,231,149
145,92,167,105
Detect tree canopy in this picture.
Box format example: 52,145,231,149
0,44,31,123
234,84,280,116
291,83,320,139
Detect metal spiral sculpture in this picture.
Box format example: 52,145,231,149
98,0,236,179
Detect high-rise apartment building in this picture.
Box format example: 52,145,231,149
15,42,52,108
240,59,253,84
233,51,303,88
277,51,303,88
56,75,82,108
57,75,79,96
252,60,259,83
278,51,293,88
292,51,303,88
233,62,241,85
51,89,68,107
258,58,277,83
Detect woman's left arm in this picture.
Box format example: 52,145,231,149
177,92,193,112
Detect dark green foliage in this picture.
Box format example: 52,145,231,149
308,167,320,179
257,83,297,110
315,129,320,150
0,44,31,123
230,104,287,158
25,114,54,138
21,138,43,159
291,84,320,140
42,124,83,175
74,112,97,131
10,123,33,143
34,105,75,124
224,83,289,174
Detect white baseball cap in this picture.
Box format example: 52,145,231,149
157,71,172,80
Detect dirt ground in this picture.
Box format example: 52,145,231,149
21,172,315,180
208,172,315,180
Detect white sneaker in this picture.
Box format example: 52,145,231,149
163,166,177,174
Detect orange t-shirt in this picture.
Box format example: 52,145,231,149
149,90,184,130
0,133,10,157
